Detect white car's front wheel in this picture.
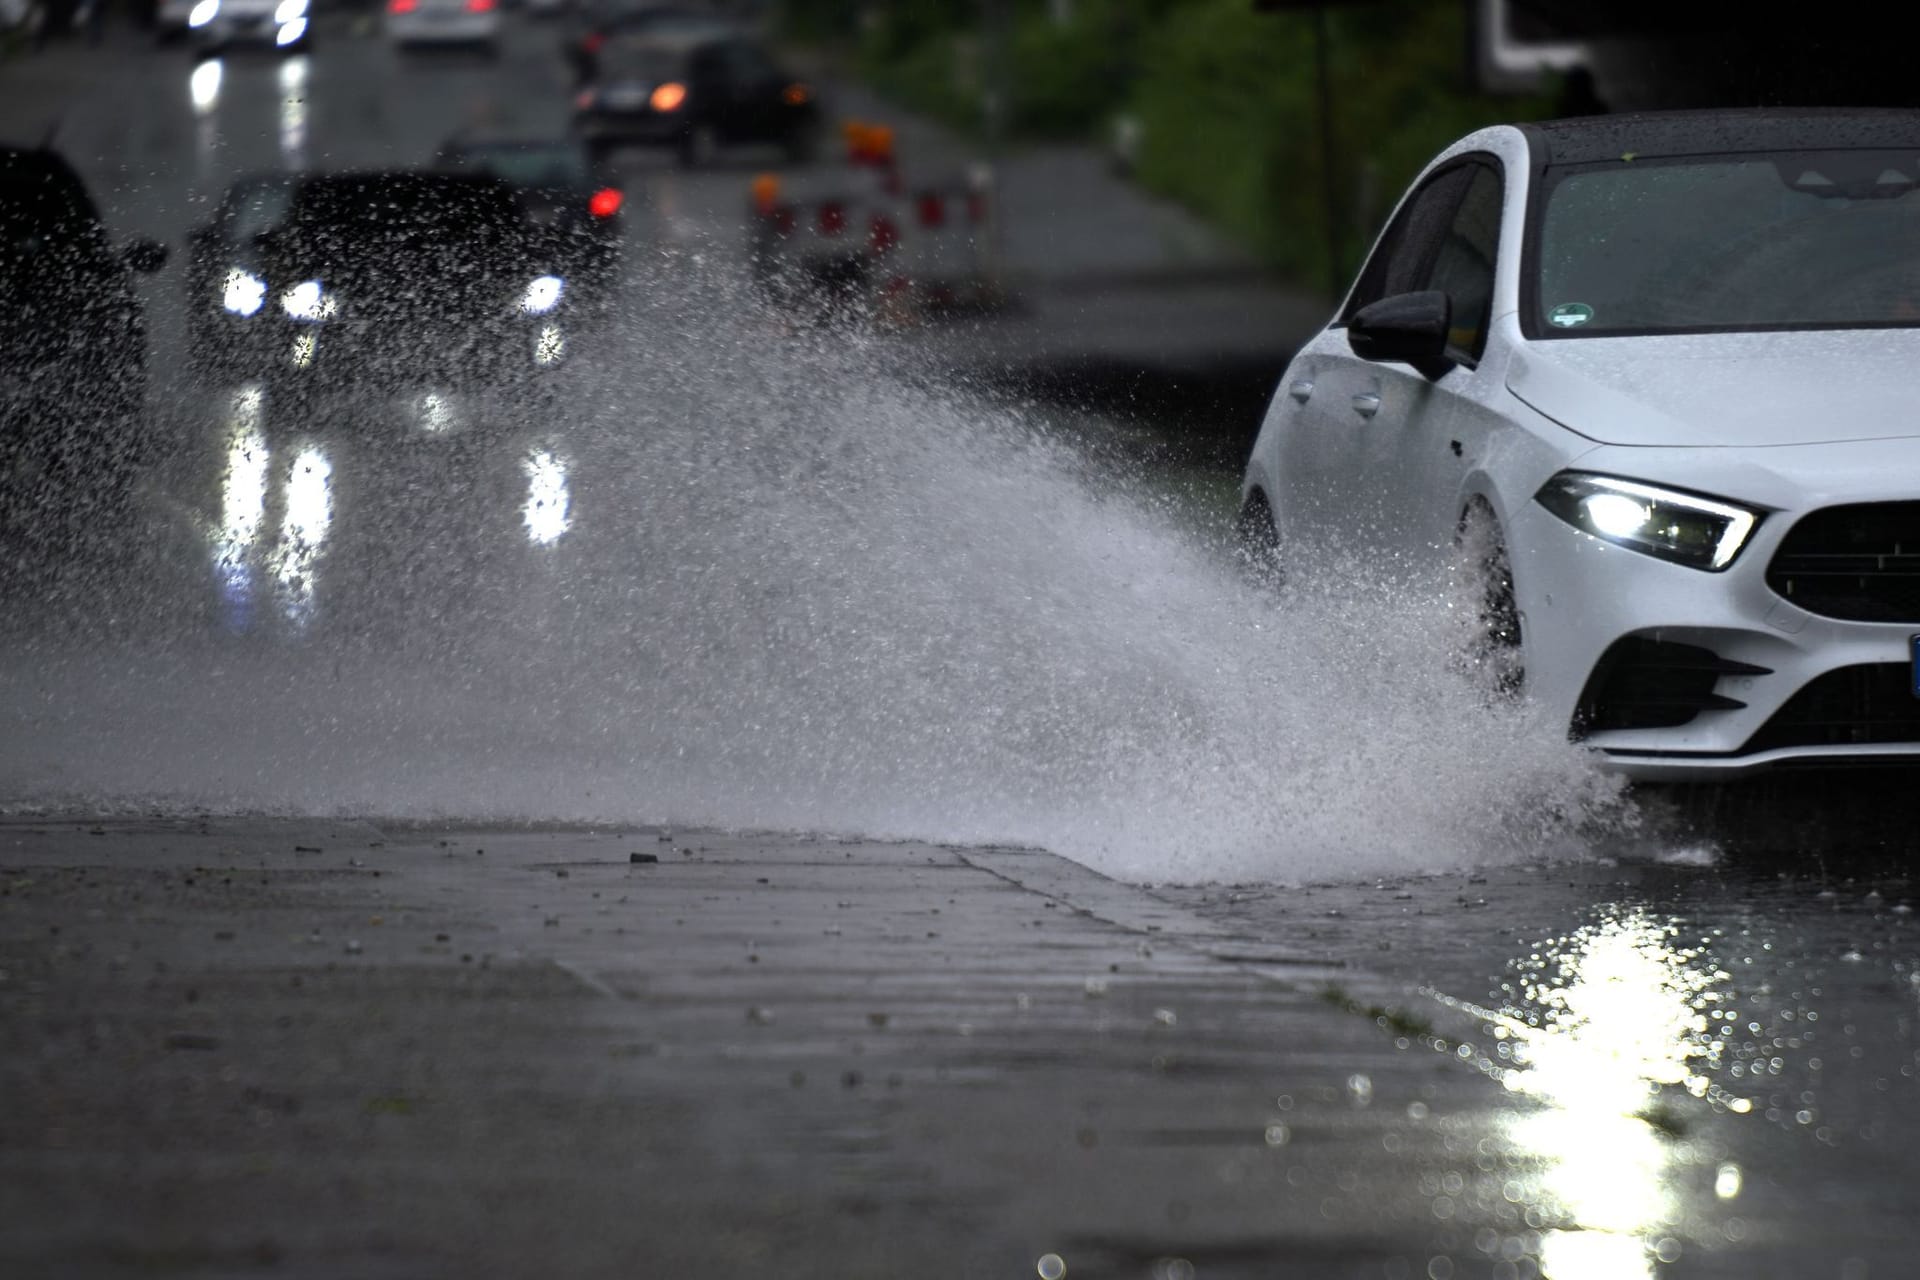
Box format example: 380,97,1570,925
1452,499,1524,700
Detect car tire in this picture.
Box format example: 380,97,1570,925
1452,498,1524,699
1235,489,1284,588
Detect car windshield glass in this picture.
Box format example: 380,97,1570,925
598,42,685,79
287,176,521,238
452,146,589,189
1534,150,1920,335
225,181,292,242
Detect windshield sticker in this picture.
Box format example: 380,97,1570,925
1549,302,1595,328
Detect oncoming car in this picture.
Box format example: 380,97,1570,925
186,0,312,51
1239,110,1920,779
432,135,624,307
185,171,578,395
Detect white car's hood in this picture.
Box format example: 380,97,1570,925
1507,328,1920,448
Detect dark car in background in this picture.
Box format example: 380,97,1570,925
572,28,819,166
433,135,625,306
183,171,581,396
2,146,166,529
559,1,726,86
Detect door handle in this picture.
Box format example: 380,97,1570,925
1351,393,1381,419
1288,379,1314,404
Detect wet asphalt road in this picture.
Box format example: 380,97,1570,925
4,16,1920,1280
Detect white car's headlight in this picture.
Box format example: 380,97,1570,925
519,275,565,315
188,0,218,25
274,0,306,20
222,268,267,316
1535,472,1760,571
281,280,337,321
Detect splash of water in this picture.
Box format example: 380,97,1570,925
0,254,1633,882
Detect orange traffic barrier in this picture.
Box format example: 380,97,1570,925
840,120,895,166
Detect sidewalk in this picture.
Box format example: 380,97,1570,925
0,816,1509,1278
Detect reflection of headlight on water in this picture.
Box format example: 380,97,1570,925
281,280,335,320
523,450,570,544
276,16,306,44
212,416,270,622
219,427,269,552
279,54,309,164
289,332,317,369
189,59,223,113
272,445,333,625
282,448,331,552
188,0,218,25
520,275,564,314
534,325,565,366
223,269,266,316
1466,912,1734,1280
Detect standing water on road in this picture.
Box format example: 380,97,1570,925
1,253,1630,881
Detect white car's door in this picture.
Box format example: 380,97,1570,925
1263,325,1353,547
1358,159,1508,567
1292,162,1494,562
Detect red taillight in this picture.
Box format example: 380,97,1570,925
388,0,416,12
466,0,494,11
915,193,945,229
869,214,899,255
582,31,604,53
817,201,845,236
588,187,623,218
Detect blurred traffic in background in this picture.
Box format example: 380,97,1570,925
8,0,1915,621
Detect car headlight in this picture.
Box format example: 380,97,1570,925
1535,472,1760,571
274,0,305,19
222,269,266,317
281,280,336,321
188,0,218,25
519,275,564,314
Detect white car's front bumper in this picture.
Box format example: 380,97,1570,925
1512,436,1920,779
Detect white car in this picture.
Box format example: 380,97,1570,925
187,0,310,48
384,0,501,50
1240,110,1920,780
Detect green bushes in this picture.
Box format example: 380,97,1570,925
803,0,1554,288
1125,0,1554,287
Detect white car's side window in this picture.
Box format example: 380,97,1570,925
1428,165,1503,362
1341,155,1503,352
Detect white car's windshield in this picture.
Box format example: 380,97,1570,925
1535,150,1920,336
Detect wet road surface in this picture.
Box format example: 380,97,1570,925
7,816,1913,1280
3,16,1919,1280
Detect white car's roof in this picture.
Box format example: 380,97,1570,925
1518,108,1920,166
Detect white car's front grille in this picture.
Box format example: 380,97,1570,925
1768,501,1920,623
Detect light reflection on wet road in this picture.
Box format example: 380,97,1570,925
1160,850,1920,1276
